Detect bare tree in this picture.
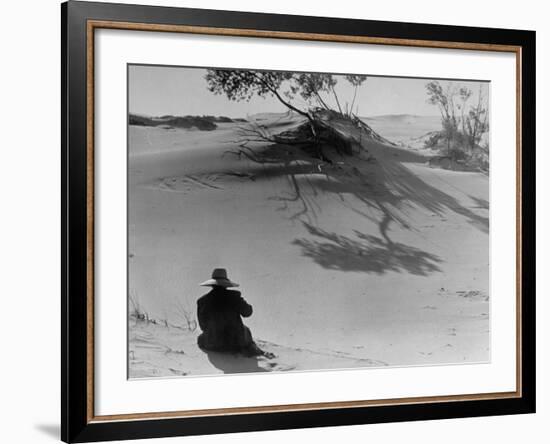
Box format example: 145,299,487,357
205,69,369,158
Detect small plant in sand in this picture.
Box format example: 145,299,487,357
425,81,489,169
172,296,198,332
129,292,198,332
129,293,147,321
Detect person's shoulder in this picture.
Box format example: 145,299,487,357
197,291,213,303
226,289,242,298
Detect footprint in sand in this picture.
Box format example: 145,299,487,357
169,368,188,376
184,174,224,190
455,290,489,302
261,361,296,372
152,174,226,193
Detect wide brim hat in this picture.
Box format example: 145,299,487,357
199,268,239,288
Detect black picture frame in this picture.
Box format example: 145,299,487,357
61,1,536,442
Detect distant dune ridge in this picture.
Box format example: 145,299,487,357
362,114,442,143
129,110,395,164
129,113,247,131
129,111,436,142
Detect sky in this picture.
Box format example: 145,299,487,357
128,64,489,118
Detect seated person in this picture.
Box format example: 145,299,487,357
197,268,263,356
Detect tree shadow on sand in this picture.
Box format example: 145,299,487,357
293,222,442,275
468,195,489,210
226,134,488,276
227,139,488,235
306,144,489,236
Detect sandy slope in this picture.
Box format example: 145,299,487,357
128,114,489,378
129,319,387,378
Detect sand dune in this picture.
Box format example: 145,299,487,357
128,113,489,378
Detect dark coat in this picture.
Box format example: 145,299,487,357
197,287,255,352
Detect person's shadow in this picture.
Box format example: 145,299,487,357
204,350,270,374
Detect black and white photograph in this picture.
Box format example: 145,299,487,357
127,65,490,378
0,0,543,442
